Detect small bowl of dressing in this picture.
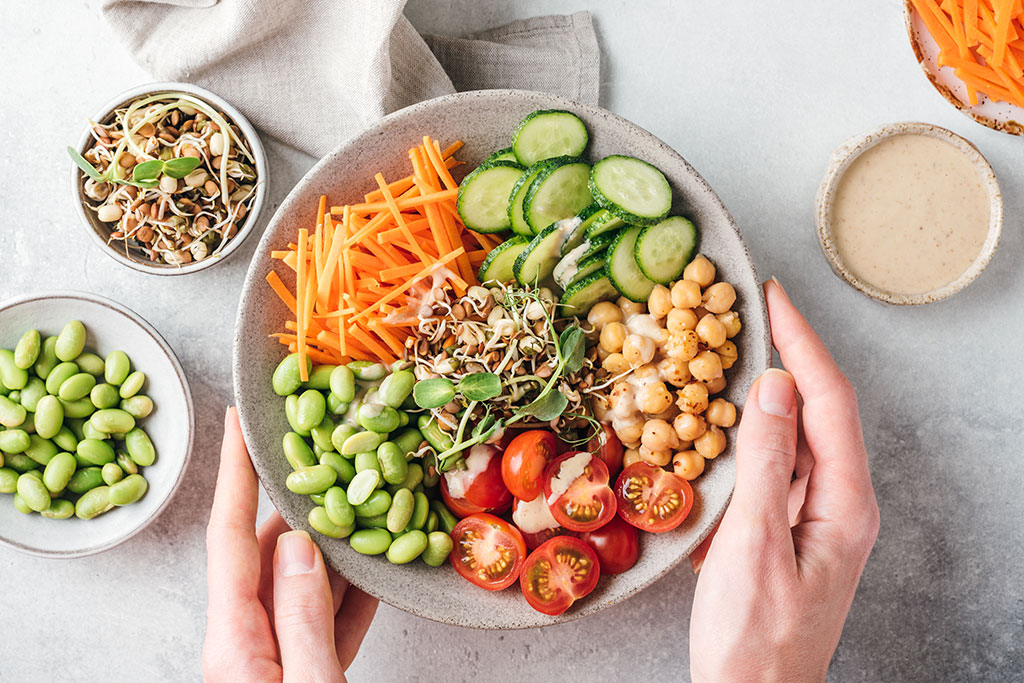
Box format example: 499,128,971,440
816,122,1003,305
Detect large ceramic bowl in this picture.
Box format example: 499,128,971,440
0,292,195,557
234,90,770,628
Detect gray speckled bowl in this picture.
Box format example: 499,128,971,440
233,90,770,629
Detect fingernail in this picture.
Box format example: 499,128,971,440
277,531,316,577
758,369,796,417
770,276,788,299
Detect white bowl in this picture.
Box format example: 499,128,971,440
70,81,269,276
0,292,195,557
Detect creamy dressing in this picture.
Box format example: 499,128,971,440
513,494,560,534
625,313,662,339
831,134,990,296
546,451,591,505
383,265,460,325
443,444,493,499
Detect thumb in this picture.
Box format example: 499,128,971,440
273,531,345,682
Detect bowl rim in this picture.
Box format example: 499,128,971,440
0,290,196,558
233,88,771,627
70,81,270,276
815,121,1003,306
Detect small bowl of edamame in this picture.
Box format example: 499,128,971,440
0,291,194,558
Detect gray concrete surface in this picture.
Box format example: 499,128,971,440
1,1,1022,681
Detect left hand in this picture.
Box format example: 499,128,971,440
202,407,378,682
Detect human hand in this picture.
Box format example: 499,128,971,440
202,407,377,682
689,279,880,682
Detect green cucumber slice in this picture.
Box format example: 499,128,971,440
559,205,599,256
554,251,607,290
559,271,618,317
583,209,628,239
635,216,698,284
513,218,580,287
574,230,618,262
512,110,589,166
607,226,658,302
478,236,530,284
507,164,544,237
523,157,593,234
483,147,520,166
456,160,525,233
590,155,672,226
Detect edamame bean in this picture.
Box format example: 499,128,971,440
295,389,326,432
406,491,429,531
353,489,391,518
59,372,96,401
116,450,138,476
305,364,336,390
341,430,384,456
90,409,135,434
82,421,109,441
0,349,28,391
34,337,59,380
320,452,355,485
75,486,113,519
309,506,354,538
400,462,424,491
377,370,415,408
60,398,95,419
417,414,458,458
272,353,309,396
52,425,78,452
283,432,316,469
347,360,386,381
5,454,37,474
8,391,21,405
330,424,357,453
0,467,19,493
356,512,389,529
14,329,41,370
25,435,58,465
77,438,115,466
425,511,439,534
285,464,337,495
309,492,326,505
109,474,148,505
430,500,459,535
326,393,349,416
67,467,104,494
120,395,154,418
422,531,454,567
34,395,64,439
17,472,51,512
345,469,381,505
349,528,392,555
377,441,408,485
284,394,309,436
309,415,335,452
422,464,440,488
354,451,382,476
0,395,27,428
0,429,30,453
386,530,428,564
90,384,120,410
19,377,46,412
396,411,409,428
357,403,399,434
43,452,76,493
41,499,75,520
66,418,86,441
55,321,86,362
45,361,79,395
329,365,355,402
325,486,355,527
387,488,415,533
102,462,124,486
104,350,130,385
13,493,32,514
118,371,146,399
75,352,105,377
125,427,156,467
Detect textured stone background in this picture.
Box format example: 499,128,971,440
1,1,1022,681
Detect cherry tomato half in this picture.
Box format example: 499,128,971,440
520,536,601,615
450,513,527,591
586,423,624,477
512,496,576,550
543,452,617,533
614,462,693,533
501,430,558,501
440,445,512,518
580,515,640,574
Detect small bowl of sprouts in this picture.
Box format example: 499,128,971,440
69,82,268,275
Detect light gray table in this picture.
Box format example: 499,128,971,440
1,1,1021,681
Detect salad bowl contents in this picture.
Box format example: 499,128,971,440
235,89,769,628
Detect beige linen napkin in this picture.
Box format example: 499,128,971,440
99,0,600,157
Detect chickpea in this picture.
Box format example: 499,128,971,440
607,382,635,412
683,255,716,287
638,445,672,467
672,450,705,480
673,412,707,441
641,419,679,452
651,405,681,423
622,334,656,366
615,418,644,446
599,321,627,354
616,296,646,316
717,311,742,338
704,375,728,394
597,345,612,361
695,425,727,459
665,329,700,362
689,350,723,382
667,308,698,335
707,398,737,428
602,352,630,375
670,279,702,309
677,382,709,414
634,363,660,380
693,306,710,320
696,314,728,348
623,448,644,468
647,285,672,318
587,301,623,329
702,282,737,314
638,381,674,415
717,341,738,369
657,357,692,387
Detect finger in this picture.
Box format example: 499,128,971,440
273,531,345,681
256,512,293,621
329,570,349,615
688,520,721,573
206,407,261,611
335,586,379,671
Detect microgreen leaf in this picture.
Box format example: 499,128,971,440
67,146,104,181
518,390,568,422
559,325,586,374
163,156,202,179
133,159,165,182
458,372,501,401
413,378,456,409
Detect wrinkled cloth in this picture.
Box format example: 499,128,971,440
100,0,600,157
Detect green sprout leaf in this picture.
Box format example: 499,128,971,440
67,146,104,181
559,325,586,374
133,159,165,182
458,372,501,402
519,390,568,422
163,156,202,179
413,378,456,409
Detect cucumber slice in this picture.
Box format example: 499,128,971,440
607,226,658,302
635,216,698,284
559,205,598,256
512,110,589,166
478,235,530,284
574,230,618,262
559,271,618,317
513,218,579,287
523,157,593,234
507,164,544,237
554,251,607,290
583,209,628,239
456,161,525,233
590,155,672,226
483,147,520,166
